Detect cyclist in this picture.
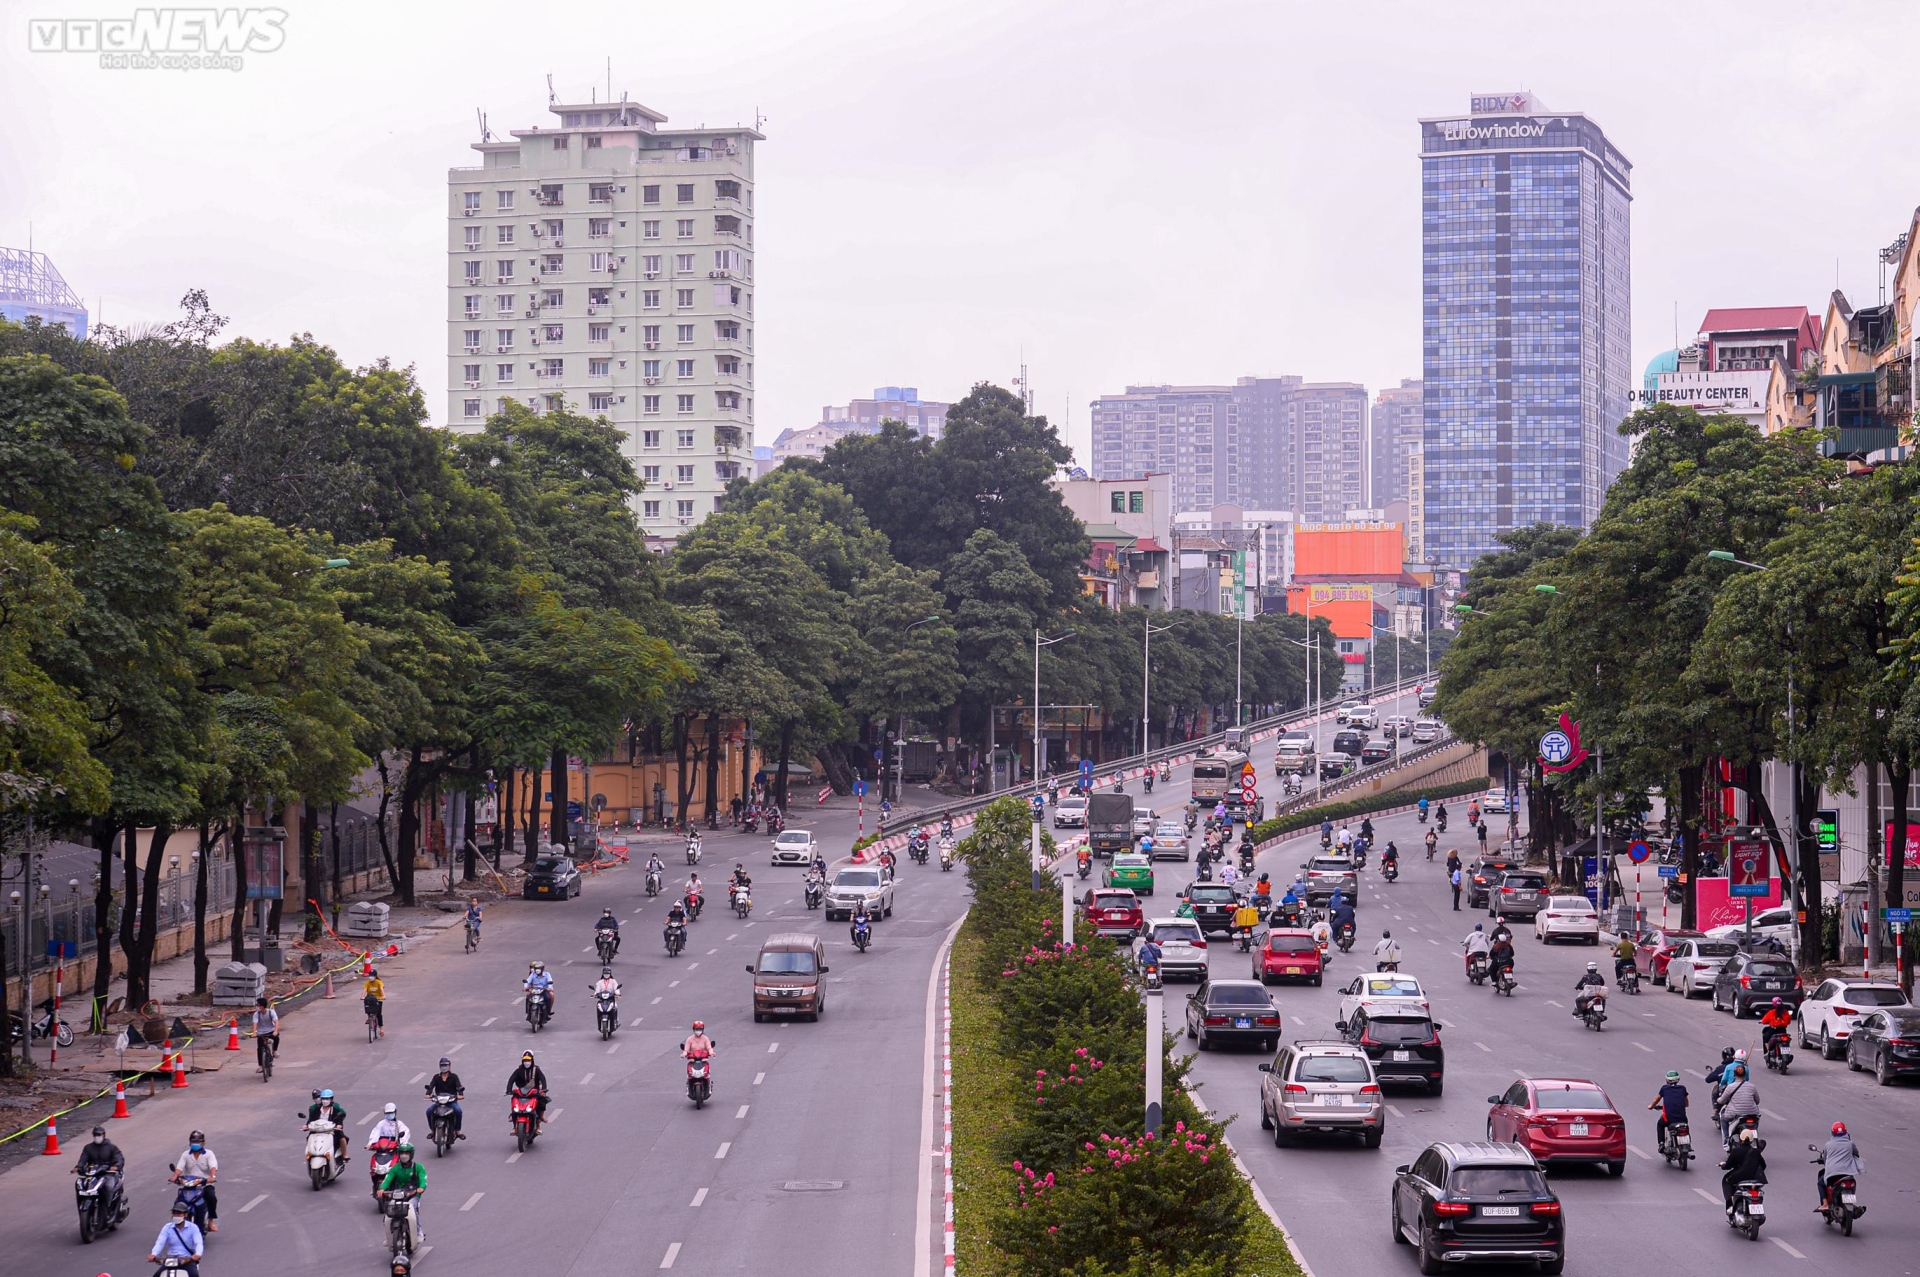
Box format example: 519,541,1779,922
362,967,386,1039
250,996,280,1073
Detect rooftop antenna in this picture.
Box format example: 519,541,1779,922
1879,233,1908,306
607,56,612,104
546,73,555,105
476,108,492,142
755,107,768,132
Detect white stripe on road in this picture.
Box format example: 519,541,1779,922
1692,1187,1717,1204
727,933,738,941
1762,1108,1787,1123
1772,1238,1806,1259
445,1042,466,1055
580,1073,595,1086
547,1108,562,1122
1291,1016,1307,1027
715,1142,731,1158
1386,1104,1404,1117
769,1042,780,1053
753,1072,764,1085
459,1192,484,1212
661,1242,682,1268
1631,1041,1653,1053
1627,1145,1652,1161
239,1194,268,1213
607,1043,621,1055
482,1017,497,1027
707,949,718,955
1544,999,1563,1008
359,1112,377,1126
1474,1042,1491,1053
506,1152,522,1164
689,962,699,970
735,1105,749,1118
690,1187,708,1207
669,980,680,988
651,997,663,1005
409,1071,427,1085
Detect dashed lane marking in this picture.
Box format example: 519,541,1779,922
768,1042,780,1053
359,1112,377,1126
1692,1187,1717,1205
1772,1238,1806,1259
445,1042,466,1054
715,1142,731,1159
735,1105,749,1118
580,1072,595,1086
690,1187,708,1207
669,980,680,988
727,933,738,941
1762,1108,1787,1123
1291,1016,1306,1027
1627,1145,1652,1161
409,1071,427,1085
607,1043,621,1055
1386,1104,1405,1117
460,1192,484,1212
689,962,699,970
1633,1042,1653,1053
707,949,718,955
651,997,663,1005
1544,999,1563,1008
753,1072,764,1085
482,1017,497,1027
239,1194,268,1213
661,1242,682,1268
1474,1042,1491,1053
506,1152,522,1164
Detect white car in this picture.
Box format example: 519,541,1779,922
1136,917,1209,981
1383,714,1413,738
1705,906,1797,951
1411,718,1442,743
1335,701,1367,725
1665,936,1742,998
1482,787,1511,815
1798,979,1910,1059
1533,895,1600,943
1336,973,1429,1026
770,829,817,866
1054,795,1088,829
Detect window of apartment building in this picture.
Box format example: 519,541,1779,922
675,288,695,308
463,260,482,283
715,179,740,201
676,464,695,483
543,394,564,413
463,330,482,352
495,260,514,283
676,395,695,414
643,359,661,379
542,289,564,308
1110,491,1128,514
643,290,661,310
495,328,515,351
716,320,740,340
495,397,513,414
715,461,740,482
642,499,660,519
496,190,514,211
588,392,614,411
585,135,603,150
676,324,694,343
541,358,563,379
713,284,740,307
538,185,564,206
643,395,662,415
716,391,741,410
677,429,696,448
588,218,611,239
464,225,482,249
496,224,514,245
675,253,694,272
542,324,564,342
716,356,740,375
643,324,661,345
585,288,609,310
642,429,661,447
1130,491,1145,513
589,183,613,203
676,183,695,203
675,359,695,378
461,363,481,384
642,464,661,482
676,219,694,238
543,219,564,241
713,249,741,273
463,398,481,419
589,251,611,273
496,363,515,383
642,254,662,277
589,323,610,342
542,254,563,274
464,191,482,213
589,358,610,377
643,220,661,240
677,500,695,519
552,135,569,151
463,295,482,318
643,185,660,205
495,295,516,316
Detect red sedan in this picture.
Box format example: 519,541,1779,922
1485,1078,1627,1176
1634,928,1704,986
1253,930,1324,986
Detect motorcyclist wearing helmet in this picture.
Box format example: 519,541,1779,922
307,1088,348,1164
1381,840,1398,867
850,897,873,945
1758,997,1793,1061
1647,1070,1689,1149
1573,961,1606,1017
1462,921,1491,971
147,1198,204,1275
1373,930,1401,970
593,965,622,1030
507,1051,549,1126
423,1057,466,1138
377,1141,428,1243
363,966,386,1038
595,906,621,947
368,1101,412,1149
74,1123,126,1207
524,959,555,1019
1488,931,1517,985
1816,1121,1864,1214
1253,871,1273,902
1715,1062,1760,1148
681,1020,715,1061
1719,1125,1766,1212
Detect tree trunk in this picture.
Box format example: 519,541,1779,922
229,821,248,963
1868,761,1884,967
301,800,322,936
193,821,212,995
523,767,540,862
374,756,398,888
329,802,343,905
1888,760,1911,992
90,819,117,1017
673,714,697,831
1793,763,1824,965
775,719,796,811
0,912,11,1075
1677,763,1702,932
123,819,172,1011
396,746,426,907
741,719,754,813
118,819,140,972
705,714,723,827
549,744,569,849
500,765,515,871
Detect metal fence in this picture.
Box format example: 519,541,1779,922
316,810,394,882
1,855,234,981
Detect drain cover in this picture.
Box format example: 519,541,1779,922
781,1180,846,1192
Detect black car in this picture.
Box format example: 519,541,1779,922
1360,739,1395,765
1332,730,1367,759
1338,1007,1445,1094
1844,1007,1920,1084
1467,855,1522,910
1710,951,1804,1017
1391,1142,1564,1275
1185,978,1282,1051
523,856,583,900
1183,882,1240,935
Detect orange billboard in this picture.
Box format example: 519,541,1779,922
1295,525,1404,578
1285,589,1376,641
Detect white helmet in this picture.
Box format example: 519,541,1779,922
383,1102,397,1116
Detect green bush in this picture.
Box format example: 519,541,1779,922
1246,775,1490,845
995,939,1144,1061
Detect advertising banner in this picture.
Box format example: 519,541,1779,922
1692,876,1783,931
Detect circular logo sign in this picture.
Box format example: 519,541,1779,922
1538,729,1574,765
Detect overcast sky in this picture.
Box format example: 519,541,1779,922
4,0,1916,465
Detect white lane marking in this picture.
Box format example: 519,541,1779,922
1513,1068,1528,1076
607,1043,621,1055
1474,1042,1491,1053
1772,1238,1806,1259
445,1042,466,1054
689,962,699,970
669,980,680,988
1627,1144,1652,1161
582,946,592,953
735,1104,749,1118
661,1241,682,1268
359,1112,377,1126
239,1193,268,1213
768,1042,780,1053
409,1071,427,1085
580,1072,595,1086
1407,926,1419,933
1387,1104,1405,1117
547,1107,563,1122
1544,999,1563,1008
1692,1187,1717,1204
1427,939,1438,945
563,959,574,966
1762,1108,1787,1123
715,1142,731,1159
507,1151,522,1164
1633,1041,1653,1053
651,997,663,1005
416,1246,433,1261
460,1192,484,1212
690,1187,708,1207
707,949,718,955
482,1017,497,1027
753,1072,765,1085
1291,1016,1307,1027
727,933,738,941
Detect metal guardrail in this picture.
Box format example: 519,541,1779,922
1262,732,1461,824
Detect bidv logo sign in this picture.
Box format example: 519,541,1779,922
1470,93,1533,113
28,9,287,70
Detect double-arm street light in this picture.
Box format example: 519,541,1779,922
1033,628,1076,891
1141,615,1184,756
882,615,941,803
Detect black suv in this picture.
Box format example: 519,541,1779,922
1337,1007,1445,1094
1467,854,1522,910
1183,882,1239,935
1392,1142,1564,1274
1711,950,1804,1017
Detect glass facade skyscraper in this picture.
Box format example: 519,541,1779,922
1419,93,1631,570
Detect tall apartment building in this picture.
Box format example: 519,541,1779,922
1371,379,1422,506
447,95,760,543
1286,381,1369,524
1420,92,1631,570
1089,385,1241,513
821,385,949,439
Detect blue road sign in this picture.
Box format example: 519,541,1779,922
565,800,583,819
1657,864,1679,879
852,779,867,798
1626,839,1651,864
873,748,884,764
1887,907,1913,923
1079,758,1094,778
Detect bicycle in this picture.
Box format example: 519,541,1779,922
365,998,382,1044
464,919,479,953
256,1032,279,1081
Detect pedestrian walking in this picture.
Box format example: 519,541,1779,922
1477,821,1489,852
1449,864,1463,911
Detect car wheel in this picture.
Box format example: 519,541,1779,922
1486,1119,1495,1141
1846,1043,1863,1071
1272,1116,1290,1147
1607,1159,1625,1177
1800,1020,1817,1051
1732,996,1749,1020
1416,1224,1444,1275
1877,1053,1895,1087
1312,974,1322,987
1363,1126,1382,1149
753,1011,765,1023
1186,1020,1197,1040
1197,1031,1211,1051
1821,1027,1841,1061
1539,1258,1565,1276
1428,1077,1443,1098
1260,1100,1274,1130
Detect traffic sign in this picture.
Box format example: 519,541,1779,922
1728,838,1770,898
1886,907,1913,924
852,779,867,798
1079,758,1094,779
1626,839,1651,864
1657,864,1679,879
1240,761,1257,782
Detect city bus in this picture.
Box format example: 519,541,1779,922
1191,749,1265,822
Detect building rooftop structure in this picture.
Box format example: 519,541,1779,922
0,247,88,339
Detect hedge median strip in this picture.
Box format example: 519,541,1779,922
1248,776,1491,849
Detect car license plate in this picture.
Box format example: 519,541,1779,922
1569,1122,1589,1136
1286,967,1302,975
1234,1017,1251,1028
1480,1206,1520,1217
1676,1132,1691,1145
1318,1094,1348,1106
537,886,550,893
1391,1050,1411,1062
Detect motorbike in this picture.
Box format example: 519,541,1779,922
742,809,760,834
1435,814,1448,834
1238,847,1254,875
1234,926,1255,953
171,1171,210,1232
1721,1112,1761,1149
8,998,74,1049
686,837,703,864
1659,1120,1692,1169
383,1184,422,1272
1813,1147,1863,1236
1727,1179,1766,1241
73,1166,126,1243
595,989,619,1040
686,1053,714,1108
368,1135,398,1203
1418,808,1429,824
1185,810,1198,833
1763,1032,1793,1075
804,877,824,909
1382,859,1399,882
1335,922,1355,953
686,891,704,921
508,1085,541,1153
852,917,872,952
1492,964,1516,996
1665,880,1685,905
732,885,753,919
909,837,930,866
1376,959,1400,973
1620,963,1641,995
302,1116,342,1190
428,1094,459,1157
1465,951,1489,985
939,844,955,872
595,927,619,964
664,921,687,957
767,809,785,836
1320,830,1333,849
646,867,663,897
1159,765,1171,783
1579,991,1608,1031
1195,860,1213,884
525,989,551,1032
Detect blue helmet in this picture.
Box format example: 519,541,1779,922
319,1088,334,1100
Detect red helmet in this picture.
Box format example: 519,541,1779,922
692,1020,705,1032
1832,1121,1848,1136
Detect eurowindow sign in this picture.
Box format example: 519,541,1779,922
1438,118,1547,143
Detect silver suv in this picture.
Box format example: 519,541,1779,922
1302,854,1359,905
1492,870,1548,919
1137,917,1209,981
825,866,895,921
1259,1040,1384,1146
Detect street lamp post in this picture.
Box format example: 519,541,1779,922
1141,616,1182,757
885,616,941,804
1033,628,1076,892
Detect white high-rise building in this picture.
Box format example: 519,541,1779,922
447,95,761,543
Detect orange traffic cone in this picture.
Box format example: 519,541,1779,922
158,1038,173,1075
324,970,335,999
225,1018,241,1051
111,1079,130,1119
170,1045,189,1089
362,951,373,976
41,1114,60,1155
